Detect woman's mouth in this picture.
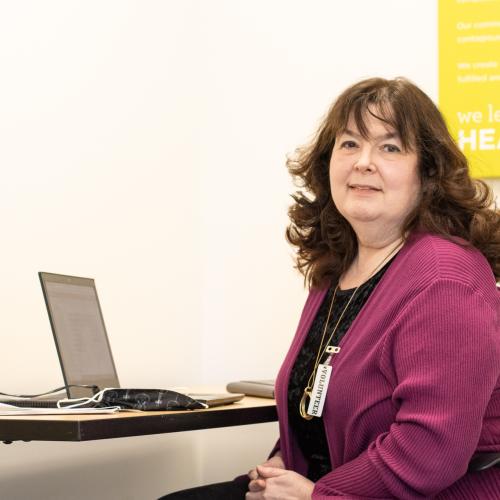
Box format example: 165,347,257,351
348,184,381,192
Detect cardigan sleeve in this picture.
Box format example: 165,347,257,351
313,279,500,499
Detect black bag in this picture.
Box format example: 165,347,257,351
98,388,207,411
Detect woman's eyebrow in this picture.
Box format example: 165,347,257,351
341,129,400,141
342,128,361,138
377,132,399,141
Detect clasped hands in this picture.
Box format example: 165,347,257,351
246,453,314,500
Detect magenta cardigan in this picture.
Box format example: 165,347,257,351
273,232,500,499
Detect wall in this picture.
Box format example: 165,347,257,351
0,1,496,499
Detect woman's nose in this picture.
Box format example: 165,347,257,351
354,147,375,172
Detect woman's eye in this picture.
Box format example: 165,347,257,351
340,140,357,149
382,144,401,153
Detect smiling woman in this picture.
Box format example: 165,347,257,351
161,78,500,500
277,77,500,499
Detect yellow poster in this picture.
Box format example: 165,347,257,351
439,0,500,178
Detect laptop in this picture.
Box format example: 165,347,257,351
0,272,243,409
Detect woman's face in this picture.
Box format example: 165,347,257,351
329,110,421,237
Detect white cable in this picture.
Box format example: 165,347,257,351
56,388,117,409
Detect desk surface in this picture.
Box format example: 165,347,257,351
0,395,277,443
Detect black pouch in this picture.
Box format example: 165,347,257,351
98,388,207,411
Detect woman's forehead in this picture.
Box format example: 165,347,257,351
340,112,399,137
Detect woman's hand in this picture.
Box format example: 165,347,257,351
246,465,314,500
247,453,285,492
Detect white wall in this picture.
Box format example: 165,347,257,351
0,1,497,499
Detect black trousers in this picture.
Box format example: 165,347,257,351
159,478,249,500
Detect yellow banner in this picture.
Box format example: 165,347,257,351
439,0,500,178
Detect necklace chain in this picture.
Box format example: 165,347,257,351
299,239,404,420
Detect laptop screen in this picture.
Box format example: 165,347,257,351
39,272,120,399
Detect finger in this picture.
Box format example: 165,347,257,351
247,468,258,480
261,460,276,468
247,478,266,492
256,465,287,478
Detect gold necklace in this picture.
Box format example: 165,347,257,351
299,240,404,420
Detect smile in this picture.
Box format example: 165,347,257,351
348,184,382,192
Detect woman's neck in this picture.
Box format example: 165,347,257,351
340,233,403,290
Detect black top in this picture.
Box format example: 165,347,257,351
287,260,393,481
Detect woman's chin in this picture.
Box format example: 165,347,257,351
343,209,381,225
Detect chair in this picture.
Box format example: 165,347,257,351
468,452,500,472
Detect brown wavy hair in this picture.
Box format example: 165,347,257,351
286,77,500,288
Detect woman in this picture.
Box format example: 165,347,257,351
163,77,500,499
